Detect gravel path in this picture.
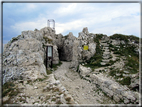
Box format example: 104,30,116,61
53,61,115,104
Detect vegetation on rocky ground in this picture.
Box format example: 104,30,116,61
83,34,139,87
2,81,20,104
11,37,18,43
52,60,62,71
108,34,139,86
110,33,139,43
46,61,63,75
43,36,53,43
84,34,104,70
109,68,131,85
109,42,139,74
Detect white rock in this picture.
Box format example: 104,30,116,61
34,86,38,89
79,65,91,77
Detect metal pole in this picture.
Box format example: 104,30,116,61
53,20,55,30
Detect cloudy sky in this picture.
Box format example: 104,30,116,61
2,2,140,46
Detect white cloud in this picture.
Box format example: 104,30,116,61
11,17,47,33
53,3,78,16
11,18,87,35
10,3,140,38
54,18,90,35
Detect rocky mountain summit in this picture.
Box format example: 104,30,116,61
2,27,140,106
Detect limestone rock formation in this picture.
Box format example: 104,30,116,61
2,26,140,105
78,65,140,104
3,27,97,84
79,65,92,78
3,27,59,84
69,28,96,70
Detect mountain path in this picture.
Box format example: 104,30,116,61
53,61,115,104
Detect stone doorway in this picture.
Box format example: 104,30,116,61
58,47,65,61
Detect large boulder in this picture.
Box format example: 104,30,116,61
129,73,139,91
79,65,92,77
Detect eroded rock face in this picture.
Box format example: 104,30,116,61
79,65,92,77
3,27,58,84
3,27,97,84
60,32,76,61
69,27,97,70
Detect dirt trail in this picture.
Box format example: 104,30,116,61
53,61,115,104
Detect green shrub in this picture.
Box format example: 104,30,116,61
110,34,129,43
110,34,139,44
125,56,139,74
52,61,62,71
84,34,104,69
46,69,52,75
108,60,116,65
129,35,139,43
11,37,18,43
118,77,131,85
96,34,106,40
76,65,80,72
3,81,20,97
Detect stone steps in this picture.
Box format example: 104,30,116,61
100,62,107,66
103,49,110,52
100,42,111,65
103,47,109,49
102,59,110,63
101,43,109,47
102,56,110,60
103,51,110,54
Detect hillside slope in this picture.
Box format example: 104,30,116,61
2,27,140,105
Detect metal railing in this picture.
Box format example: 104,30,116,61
47,19,55,30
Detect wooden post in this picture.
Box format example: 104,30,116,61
46,46,53,69
51,46,53,68
46,46,48,69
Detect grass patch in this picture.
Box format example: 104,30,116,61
118,77,131,85
3,82,15,97
46,69,52,75
109,69,123,78
33,76,49,82
109,68,132,86
95,34,106,40
109,42,139,75
110,34,139,44
3,81,20,102
43,36,53,43
52,61,62,71
110,33,129,43
84,34,104,70
125,56,139,74
46,61,63,74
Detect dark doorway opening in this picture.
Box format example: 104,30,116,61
58,47,65,61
